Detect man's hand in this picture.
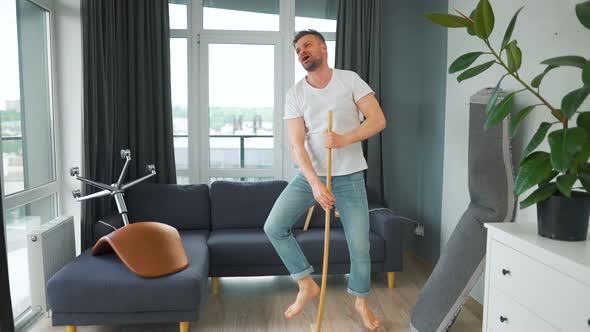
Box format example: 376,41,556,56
311,180,335,211
324,130,350,149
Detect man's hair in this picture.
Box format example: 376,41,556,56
293,29,326,47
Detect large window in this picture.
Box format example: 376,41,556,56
0,0,58,322
168,0,336,183
207,43,275,170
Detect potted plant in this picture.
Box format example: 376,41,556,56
426,0,590,241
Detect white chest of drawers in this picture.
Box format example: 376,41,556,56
483,222,590,331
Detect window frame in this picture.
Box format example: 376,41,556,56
1,0,60,224
0,0,62,326
170,0,337,182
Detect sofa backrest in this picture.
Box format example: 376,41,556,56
126,183,210,230
210,180,287,229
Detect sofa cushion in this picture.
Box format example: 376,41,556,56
126,183,210,230
207,229,283,266
294,229,385,264
210,180,287,229
207,229,384,267
47,230,209,314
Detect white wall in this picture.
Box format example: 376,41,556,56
442,0,590,303
54,0,82,253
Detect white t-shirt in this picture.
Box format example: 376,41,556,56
284,69,373,176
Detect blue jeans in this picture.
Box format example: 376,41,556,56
263,171,371,297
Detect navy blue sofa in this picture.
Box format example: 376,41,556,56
47,180,403,331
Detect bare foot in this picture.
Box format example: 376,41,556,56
355,298,381,331
284,277,320,319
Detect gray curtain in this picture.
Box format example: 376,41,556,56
81,0,176,250
0,195,14,332
335,0,384,206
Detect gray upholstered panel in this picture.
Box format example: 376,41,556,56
410,89,516,332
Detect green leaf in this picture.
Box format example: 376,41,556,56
562,87,590,119
467,10,477,36
583,61,590,86
541,56,587,68
540,170,559,184
485,75,507,115
425,13,473,28
576,1,590,30
449,52,485,74
519,183,557,209
484,90,517,130
501,7,524,50
556,174,577,198
531,65,558,88
522,122,552,159
457,60,496,82
505,40,522,73
515,151,553,195
473,0,495,39
548,127,589,172
578,112,590,136
579,163,590,191
510,105,537,138
572,144,590,172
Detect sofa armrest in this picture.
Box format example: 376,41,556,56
93,214,123,244
369,208,403,272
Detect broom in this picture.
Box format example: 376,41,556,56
312,110,333,332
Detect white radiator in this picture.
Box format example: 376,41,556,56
26,216,75,313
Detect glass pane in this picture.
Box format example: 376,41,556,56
1,0,23,196
244,137,273,169
173,136,188,170
208,44,274,169
169,2,187,29
203,0,279,31
171,38,188,136
209,177,273,185
2,138,25,195
176,175,190,184
7,0,56,194
294,40,335,83
210,137,240,168
6,194,57,319
295,0,337,32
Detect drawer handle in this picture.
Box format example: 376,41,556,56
500,316,508,323
502,268,510,276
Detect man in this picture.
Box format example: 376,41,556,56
263,30,386,331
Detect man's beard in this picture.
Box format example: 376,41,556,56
303,56,322,72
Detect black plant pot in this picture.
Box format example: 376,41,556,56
537,191,590,241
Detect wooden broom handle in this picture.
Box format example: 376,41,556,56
315,111,332,332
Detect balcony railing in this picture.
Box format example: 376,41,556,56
173,134,273,169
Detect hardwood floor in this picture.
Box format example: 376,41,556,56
28,254,482,331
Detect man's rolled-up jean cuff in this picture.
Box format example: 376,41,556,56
347,287,370,297
290,266,314,280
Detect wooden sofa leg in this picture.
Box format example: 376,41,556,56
180,321,189,332
66,326,76,332
388,272,395,289
212,277,219,296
